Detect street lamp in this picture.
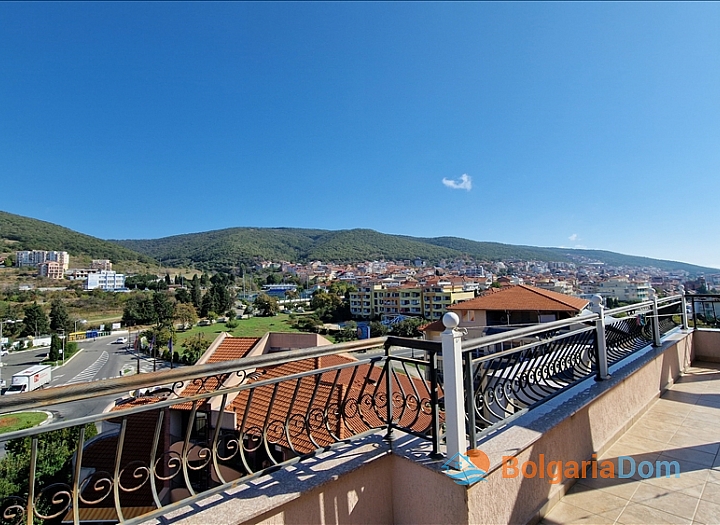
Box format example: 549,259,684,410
0,319,22,390
58,329,65,365
74,319,87,336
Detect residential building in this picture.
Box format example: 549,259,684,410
86,270,126,291
594,276,652,302
421,284,589,340
15,250,69,269
91,259,113,271
38,260,64,280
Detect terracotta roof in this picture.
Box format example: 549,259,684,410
207,337,260,363
449,285,588,312
419,320,445,332
228,355,435,455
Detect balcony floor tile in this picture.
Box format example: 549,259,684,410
542,361,720,525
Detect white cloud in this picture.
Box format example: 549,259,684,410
442,174,472,191
568,233,578,242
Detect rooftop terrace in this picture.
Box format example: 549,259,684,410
0,291,719,524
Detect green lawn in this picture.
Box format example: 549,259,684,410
174,313,301,345
0,412,48,434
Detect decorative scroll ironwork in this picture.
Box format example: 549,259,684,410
461,296,685,443
0,295,691,525
0,338,439,525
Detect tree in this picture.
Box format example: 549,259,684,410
175,287,192,304
334,321,358,343
153,291,175,328
181,334,211,365
21,302,49,337
122,294,156,326
164,273,171,285
191,275,202,309
200,273,210,288
266,272,283,285
369,321,389,338
294,316,322,333
49,334,61,361
49,299,71,333
0,424,97,506
254,293,279,317
174,303,198,330
389,318,426,338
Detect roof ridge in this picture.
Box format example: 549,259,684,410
518,284,585,309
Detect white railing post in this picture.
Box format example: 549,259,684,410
650,288,662,346
441,312,466,459
591,295,610,380
679,285,689,330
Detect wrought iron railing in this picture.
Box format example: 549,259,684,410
457,295,683,447
0,293,690,524
689,294,720,329
0,336,439,525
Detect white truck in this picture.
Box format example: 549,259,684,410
4,365,52,395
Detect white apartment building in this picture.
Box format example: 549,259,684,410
86,270,126,291
16,250,70,270
594,276,652,302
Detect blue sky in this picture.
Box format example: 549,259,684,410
1,3,719,268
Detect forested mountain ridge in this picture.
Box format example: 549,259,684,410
1,210,715,274
113,227,717,274
0,211,152,263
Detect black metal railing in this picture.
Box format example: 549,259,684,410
690,294,720,329
459,295,683,446
0,336,439,525
0,294,693,524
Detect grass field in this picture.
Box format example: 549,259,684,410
174,313,301,345
0,412,48,434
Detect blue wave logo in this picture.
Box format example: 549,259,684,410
442,452,489,485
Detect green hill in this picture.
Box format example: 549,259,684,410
1,210,715,275
113,226,718,275
0,211,153,264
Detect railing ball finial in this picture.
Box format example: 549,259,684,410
442,312,460,330
678,284,685,295
649,288,657,300
591,294,603,310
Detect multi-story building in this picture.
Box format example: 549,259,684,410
91,259,113,271
86,270,126,291
38,261,64,280
594,276,652,302
15,250,69,270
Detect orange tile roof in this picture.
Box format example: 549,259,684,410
207,337,260,363
228,355,435,455
173,336,261,410
449,285,588,312
419,320,445,332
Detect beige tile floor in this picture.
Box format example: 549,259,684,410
541,362,720,525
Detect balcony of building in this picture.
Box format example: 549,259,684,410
1,292,719,524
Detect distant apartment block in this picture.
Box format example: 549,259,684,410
16,250,69,270
593,276,652,302
91,259,113,271
349,279,476,320
38,261,64,280
86,270,126,291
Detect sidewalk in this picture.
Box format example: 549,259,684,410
541,362,720,524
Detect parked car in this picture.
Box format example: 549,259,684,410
0,348,9,357
114,337,127,344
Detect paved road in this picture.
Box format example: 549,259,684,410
1,332,174,422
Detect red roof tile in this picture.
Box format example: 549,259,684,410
449,285,588,312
